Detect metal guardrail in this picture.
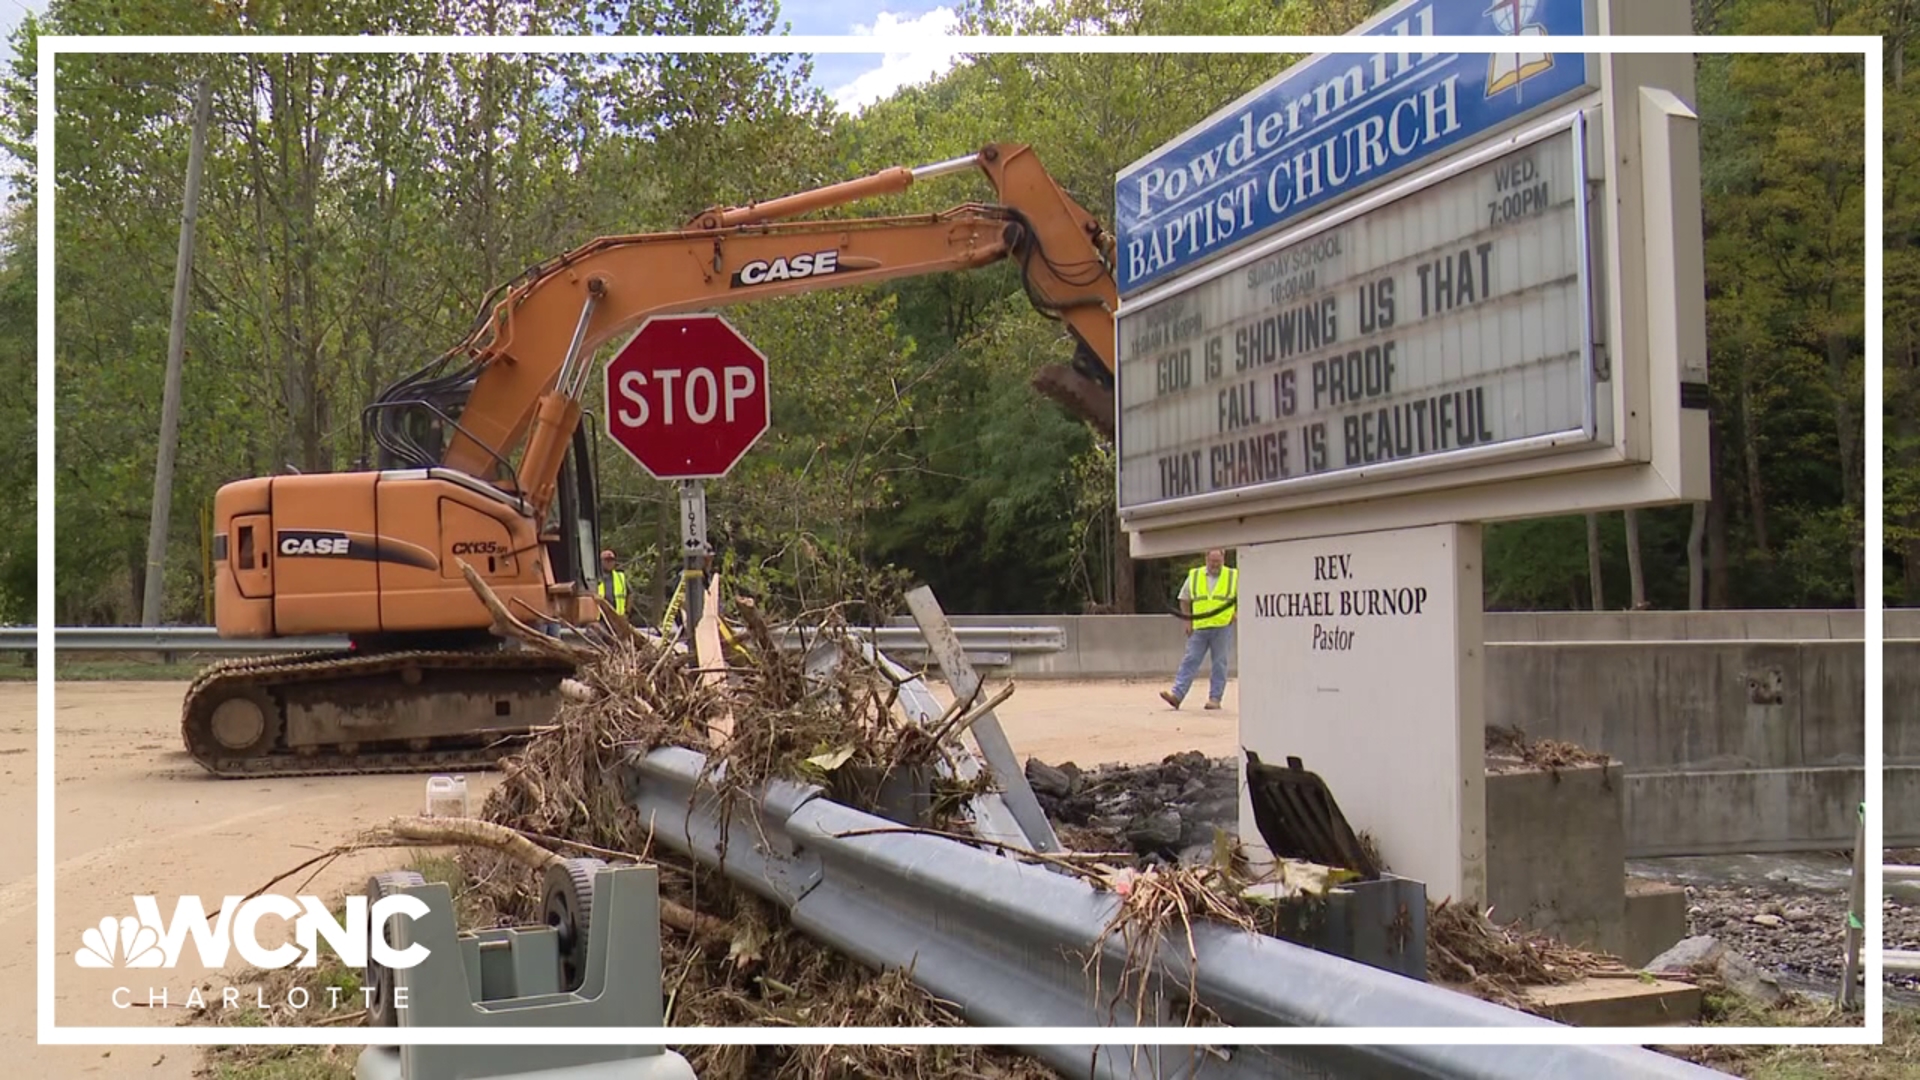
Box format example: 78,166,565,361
625,744,1731,1080
0,624,1063,664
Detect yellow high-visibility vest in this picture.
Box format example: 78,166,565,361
1187,566,1237,629
596,570,629,616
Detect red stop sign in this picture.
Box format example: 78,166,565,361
604,314,771,480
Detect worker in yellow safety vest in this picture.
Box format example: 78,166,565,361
596,549,630,617
1160,548,1237,711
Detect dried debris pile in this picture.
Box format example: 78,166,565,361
1426,898,1624,1009
474,600,990,857
1485,724,1615,775
1029,748,1632,1015
190,565,1652,1073
453,589,1053,1079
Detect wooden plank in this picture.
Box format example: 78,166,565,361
1520,977,1701,1027
694,574,732,745
904,585,1060,854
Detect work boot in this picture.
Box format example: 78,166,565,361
1204,699,1222,710
1159,690,1181,709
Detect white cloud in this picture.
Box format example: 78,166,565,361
829,8,964,115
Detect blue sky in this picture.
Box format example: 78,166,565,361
0,0,968,114
772,0,967,112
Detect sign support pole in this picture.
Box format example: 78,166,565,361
678,480,710,647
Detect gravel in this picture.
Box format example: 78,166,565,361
1026,751,1241,866
1664,884,1920,1003
1631,848,1920,1000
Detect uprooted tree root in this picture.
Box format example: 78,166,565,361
1090,863,1258,1028
476,580,999,851
457,569,1365,1066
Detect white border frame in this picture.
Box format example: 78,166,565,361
36,32,1883,1051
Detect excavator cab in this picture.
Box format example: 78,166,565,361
547,417,605,621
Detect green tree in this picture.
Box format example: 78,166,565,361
17,0,1882,624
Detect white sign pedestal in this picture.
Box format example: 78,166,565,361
1235,522,1486,904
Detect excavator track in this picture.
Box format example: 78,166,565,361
180,648,576,779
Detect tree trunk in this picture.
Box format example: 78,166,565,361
1889,6,1904,595
1740,364,1770,557
1624,509,1646,609
1707,415,1731,608
141,75,213,627
296,58,338,474
1112,513,1136,614
1585,513,1604,610
1826,329,1863,606
270,62,303,474
127,549,146,624
480,0,500,288
1907,536,1920,607
1688,501,1706,610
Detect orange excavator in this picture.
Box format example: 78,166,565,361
185,143,1119,777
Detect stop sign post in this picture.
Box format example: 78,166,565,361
604,313,771,639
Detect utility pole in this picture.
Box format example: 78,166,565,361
141,75,212,627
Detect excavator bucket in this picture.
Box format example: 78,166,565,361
1032,364,1115,441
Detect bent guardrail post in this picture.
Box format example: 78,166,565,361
904,585,1061,853
802,634,1030,853
622,746,1733,1080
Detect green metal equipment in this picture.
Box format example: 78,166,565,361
353,858,697,1080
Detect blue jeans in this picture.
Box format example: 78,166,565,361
1172,624,1233,703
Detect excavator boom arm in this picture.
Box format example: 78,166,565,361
422,144,1117,515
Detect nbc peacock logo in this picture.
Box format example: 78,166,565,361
1485,0,1555,97
75,915,165,969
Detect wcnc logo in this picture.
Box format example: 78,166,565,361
76,894,430,971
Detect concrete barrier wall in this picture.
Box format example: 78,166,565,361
1625,767,1907,856
912,610,1915,681
1486,640,1870,770
901,610,1900,857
